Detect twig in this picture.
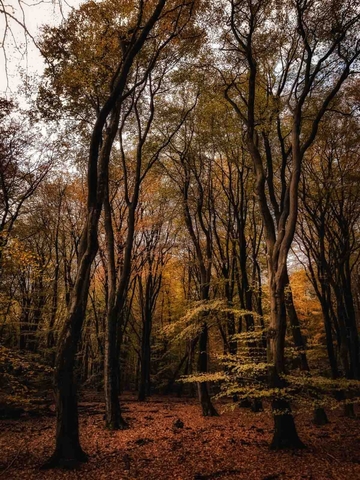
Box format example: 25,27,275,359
0,441,25,477
326,452,341,464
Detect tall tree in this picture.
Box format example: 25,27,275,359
222,0,360,448
0,98,51,273
298,114,360,386
41,0,177,467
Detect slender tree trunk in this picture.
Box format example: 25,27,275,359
19,297,30,351
103,138,128,430
285,282,309,372
198,322,219,416
47,260,60,352
165,346,192,394
104,307,128,429
139,311,152,401
284,271,328,425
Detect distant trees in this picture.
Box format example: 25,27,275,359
1,0,360,469
135,190,174,401
0,98,51,272
298,114,360,388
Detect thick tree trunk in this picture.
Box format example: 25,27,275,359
43,254,93,468
313,407,329,426
268,284,305,449
44,33,148,458
271,399,305,450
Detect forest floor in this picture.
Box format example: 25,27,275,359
0,393,359,480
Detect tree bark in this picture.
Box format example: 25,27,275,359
139,310,152,401
43,249,94,468
268,275,305,449
198,322,219,416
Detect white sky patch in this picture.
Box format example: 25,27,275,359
0,0,82,95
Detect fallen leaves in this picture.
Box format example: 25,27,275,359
0,394,359,479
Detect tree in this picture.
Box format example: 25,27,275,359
165,102,221,416
135,190,174,401
0,98,51,273
298,114,360,391
41,0,182,467
222,0,360,448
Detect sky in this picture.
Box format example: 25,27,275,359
0,0,81,95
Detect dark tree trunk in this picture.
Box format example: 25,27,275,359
44,3,171,460
285,280,309,372
139,312,152,401
271,401,305,450
27,274,46,353
165,347,191,394
320,293,339,379
198,322,219,416
268,288,305,449
43,260,93,468
313,407,329,426
344,403,356,418
284,271,328,425
47,192,63,352
104,307,128,429
47,260,60,352
181,153,218,416
103,132,128,430
19,302,30,351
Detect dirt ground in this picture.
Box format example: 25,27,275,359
0,394,359,479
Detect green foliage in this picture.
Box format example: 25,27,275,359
179,335,360,412
163,299,259,341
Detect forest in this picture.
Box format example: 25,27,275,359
1,0,360,478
